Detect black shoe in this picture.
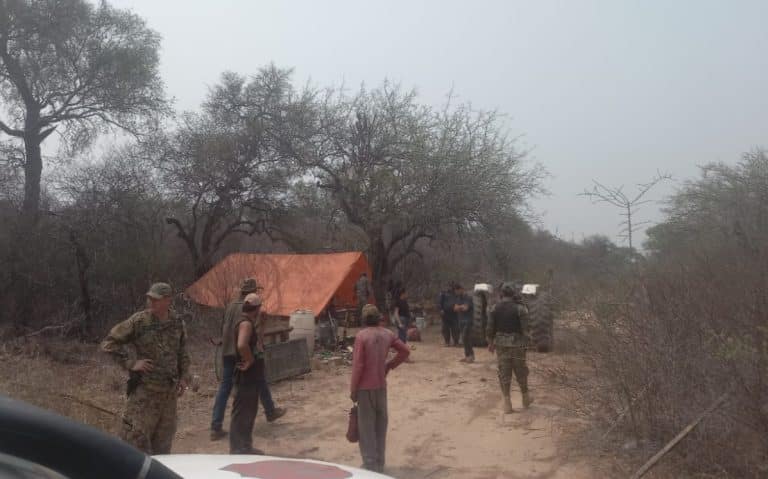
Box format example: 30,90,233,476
266,407,287,423
210,429,227,441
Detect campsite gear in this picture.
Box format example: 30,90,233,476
415,316,426,330
317,315,338,350
263,339,311,382
346,405,359,443
406,326,421,342
289,310,315,356
185,252,373,317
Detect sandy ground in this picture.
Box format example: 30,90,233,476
173,327,601,479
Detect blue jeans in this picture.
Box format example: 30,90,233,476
211,356,276,431
397,316,410,343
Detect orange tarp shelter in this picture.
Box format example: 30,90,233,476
185,252,372,317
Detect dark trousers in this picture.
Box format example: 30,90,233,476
212,356,275,431
460,320,474,358
442,317,460,345
229,382,261,454
397,316,409,343
357,388,388,472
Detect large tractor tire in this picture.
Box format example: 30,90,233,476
471,291,489,347
528,291,555,352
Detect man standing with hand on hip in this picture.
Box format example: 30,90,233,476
350,304,410,473
211,278,285,441
229,293,268,455
101,282,191,454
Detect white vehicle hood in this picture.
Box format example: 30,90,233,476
154,454,393,479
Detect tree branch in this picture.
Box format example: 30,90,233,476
0,119,23,137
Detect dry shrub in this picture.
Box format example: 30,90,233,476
575,265,768,478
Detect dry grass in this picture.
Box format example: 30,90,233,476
550,275,768,479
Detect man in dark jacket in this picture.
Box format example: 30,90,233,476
454,284,475,363
438,282,460,346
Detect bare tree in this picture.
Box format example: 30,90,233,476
0,0,168,222
581,172,670,250
160,68,303,278
288,82,542,301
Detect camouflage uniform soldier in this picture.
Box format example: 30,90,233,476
486,282,533,413
101,283,191,454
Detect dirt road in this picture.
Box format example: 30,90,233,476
174,328,597,479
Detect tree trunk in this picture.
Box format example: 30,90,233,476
22,122,42,223
70,232,93,340
367,231,389,307
194,259,212,280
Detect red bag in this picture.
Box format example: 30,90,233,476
346,405,359,443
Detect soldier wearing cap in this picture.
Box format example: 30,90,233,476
101,282,191,454
486,282,533,413
230,293,267,454
210,278,286,441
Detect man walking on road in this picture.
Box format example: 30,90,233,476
210,278,285,441
439,282,460,346
101,282,191,454
454,284,475,363
350,304,410,473
486,282,533,413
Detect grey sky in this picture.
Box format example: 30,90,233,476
110,0,768,246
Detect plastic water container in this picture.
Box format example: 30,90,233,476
289,310,316,356
415,317,426,330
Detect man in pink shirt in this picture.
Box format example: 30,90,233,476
350,304,410,473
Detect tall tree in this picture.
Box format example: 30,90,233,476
0,0,167,222
291,83,541,301
160,68,306,278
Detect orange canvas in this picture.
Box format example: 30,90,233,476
185,252,373,317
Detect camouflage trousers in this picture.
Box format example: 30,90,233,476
120,385,177,454
496,345,529,393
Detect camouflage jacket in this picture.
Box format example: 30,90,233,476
101,310,191,390
486,298,530,347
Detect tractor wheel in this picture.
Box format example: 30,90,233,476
529,292,554,352
472,291,488,347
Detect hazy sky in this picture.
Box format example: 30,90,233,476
110,0,768,246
